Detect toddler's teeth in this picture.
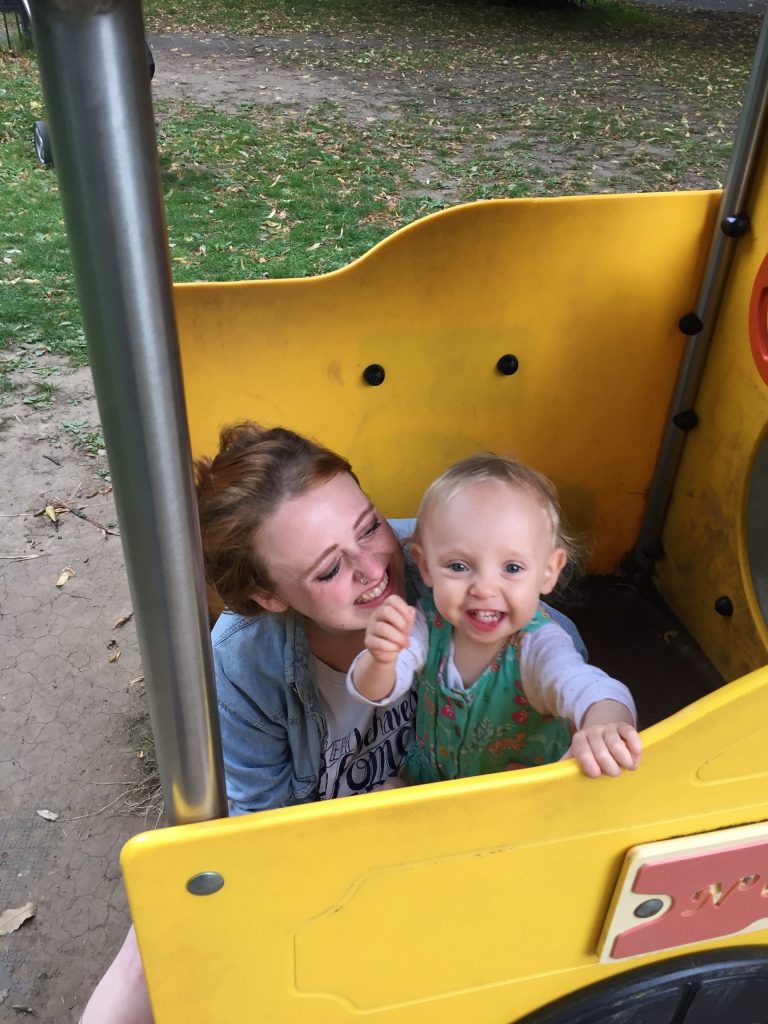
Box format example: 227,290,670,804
472,610,502,622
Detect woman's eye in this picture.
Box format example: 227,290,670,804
361,516,381,538
504,563,523,574
316,562,341,583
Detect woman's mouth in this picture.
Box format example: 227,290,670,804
355,571,390,605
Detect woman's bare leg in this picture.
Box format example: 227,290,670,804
79,925,153,1024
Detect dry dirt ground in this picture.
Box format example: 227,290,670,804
0,6,764,1020
1,363,145,1020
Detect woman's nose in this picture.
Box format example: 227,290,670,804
354,550,384,582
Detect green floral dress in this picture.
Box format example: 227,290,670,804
404,595,571,785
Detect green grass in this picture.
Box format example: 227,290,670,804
156,100,439,281
61,419,105,455
0,0,760,393
0,54,85,365
142,0,696,37
21,378,57,407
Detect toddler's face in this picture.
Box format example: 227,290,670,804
414,480,566,648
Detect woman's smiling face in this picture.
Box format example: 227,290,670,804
254,473,405,635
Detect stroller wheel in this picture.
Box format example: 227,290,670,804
34,120,53,167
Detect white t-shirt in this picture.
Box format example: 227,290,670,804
312,655,416,800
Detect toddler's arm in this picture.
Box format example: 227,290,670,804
521,624,641,778
348,595,419,703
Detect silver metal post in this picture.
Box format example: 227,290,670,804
635,10,768,565
30,0,227,824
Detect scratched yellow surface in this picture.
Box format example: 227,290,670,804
122,186,768,1020
655,147,768,681
123,667,768,1022
174,191,718,575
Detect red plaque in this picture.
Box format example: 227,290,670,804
599,822,768,962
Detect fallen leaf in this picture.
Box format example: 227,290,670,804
108,650,121,663
0,902,36,936
55,567,75,587
112,612,133,629
44,505,57,524
36,809,58,821
128,675,145,687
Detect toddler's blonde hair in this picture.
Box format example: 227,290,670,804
413,452,583,590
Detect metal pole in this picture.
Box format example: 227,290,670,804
30,0,227,824
634,10,768,566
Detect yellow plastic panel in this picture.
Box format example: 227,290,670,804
174,192,718,573
656,150,768,679
123,666,768,1023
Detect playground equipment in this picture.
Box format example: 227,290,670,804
29,0,768,1020
1,0,30,48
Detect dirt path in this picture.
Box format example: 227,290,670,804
0,6,764,1019
1,365,147,1020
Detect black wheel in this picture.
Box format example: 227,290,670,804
514,948,768,1024
33,120,53,167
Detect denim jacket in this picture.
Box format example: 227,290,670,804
214,521,586,816
214,609,324,815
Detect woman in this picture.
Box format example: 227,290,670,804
197,422,428,812
81,422,585,1023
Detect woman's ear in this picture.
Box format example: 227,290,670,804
249,590,290,614
410,542,433,586
540,547,568,595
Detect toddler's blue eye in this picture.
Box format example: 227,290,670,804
448,562,468,573
505,563,523,574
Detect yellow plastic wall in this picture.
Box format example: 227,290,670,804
175,192,719,574
123,666,768,1022
655,151,768,680
120,187,768,1021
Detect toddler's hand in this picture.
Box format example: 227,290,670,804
365,595,416,665
568,721,642,779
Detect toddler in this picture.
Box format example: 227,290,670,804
346,453,641,783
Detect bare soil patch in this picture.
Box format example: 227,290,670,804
1,363,152,1019
149,33,415,122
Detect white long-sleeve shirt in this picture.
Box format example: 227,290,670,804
347,607,636,729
